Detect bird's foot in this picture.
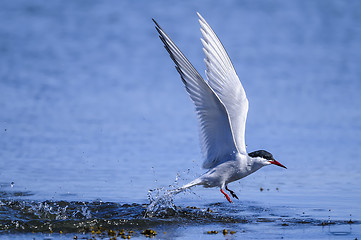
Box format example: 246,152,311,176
225,186,239,200
220,189,232,203
229,191,239,199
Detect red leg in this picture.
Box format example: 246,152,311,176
220,188,232,203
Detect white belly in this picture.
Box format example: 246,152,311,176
199,153,254,188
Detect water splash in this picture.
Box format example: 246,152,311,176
145,186,185,217
3,200,92,221
145,169,196,217
0,198,359,235
145,170,204,217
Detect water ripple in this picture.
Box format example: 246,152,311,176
0,199,358,234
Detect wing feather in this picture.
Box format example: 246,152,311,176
197,12,249,154
153,19,238,169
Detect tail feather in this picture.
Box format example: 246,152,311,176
179,177,203,191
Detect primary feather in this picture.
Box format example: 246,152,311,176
197,12,249,157
153,13,248,169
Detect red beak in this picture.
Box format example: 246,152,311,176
270,160,287,169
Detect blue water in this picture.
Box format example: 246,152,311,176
1,0,361,239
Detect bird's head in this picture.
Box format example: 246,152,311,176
248,150,287,169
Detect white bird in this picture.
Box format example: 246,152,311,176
152,13,286,203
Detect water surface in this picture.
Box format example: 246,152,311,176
1,0,361,239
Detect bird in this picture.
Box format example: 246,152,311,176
152,13,286,203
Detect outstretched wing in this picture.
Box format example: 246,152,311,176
197,12,249,155
153,19,237,169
